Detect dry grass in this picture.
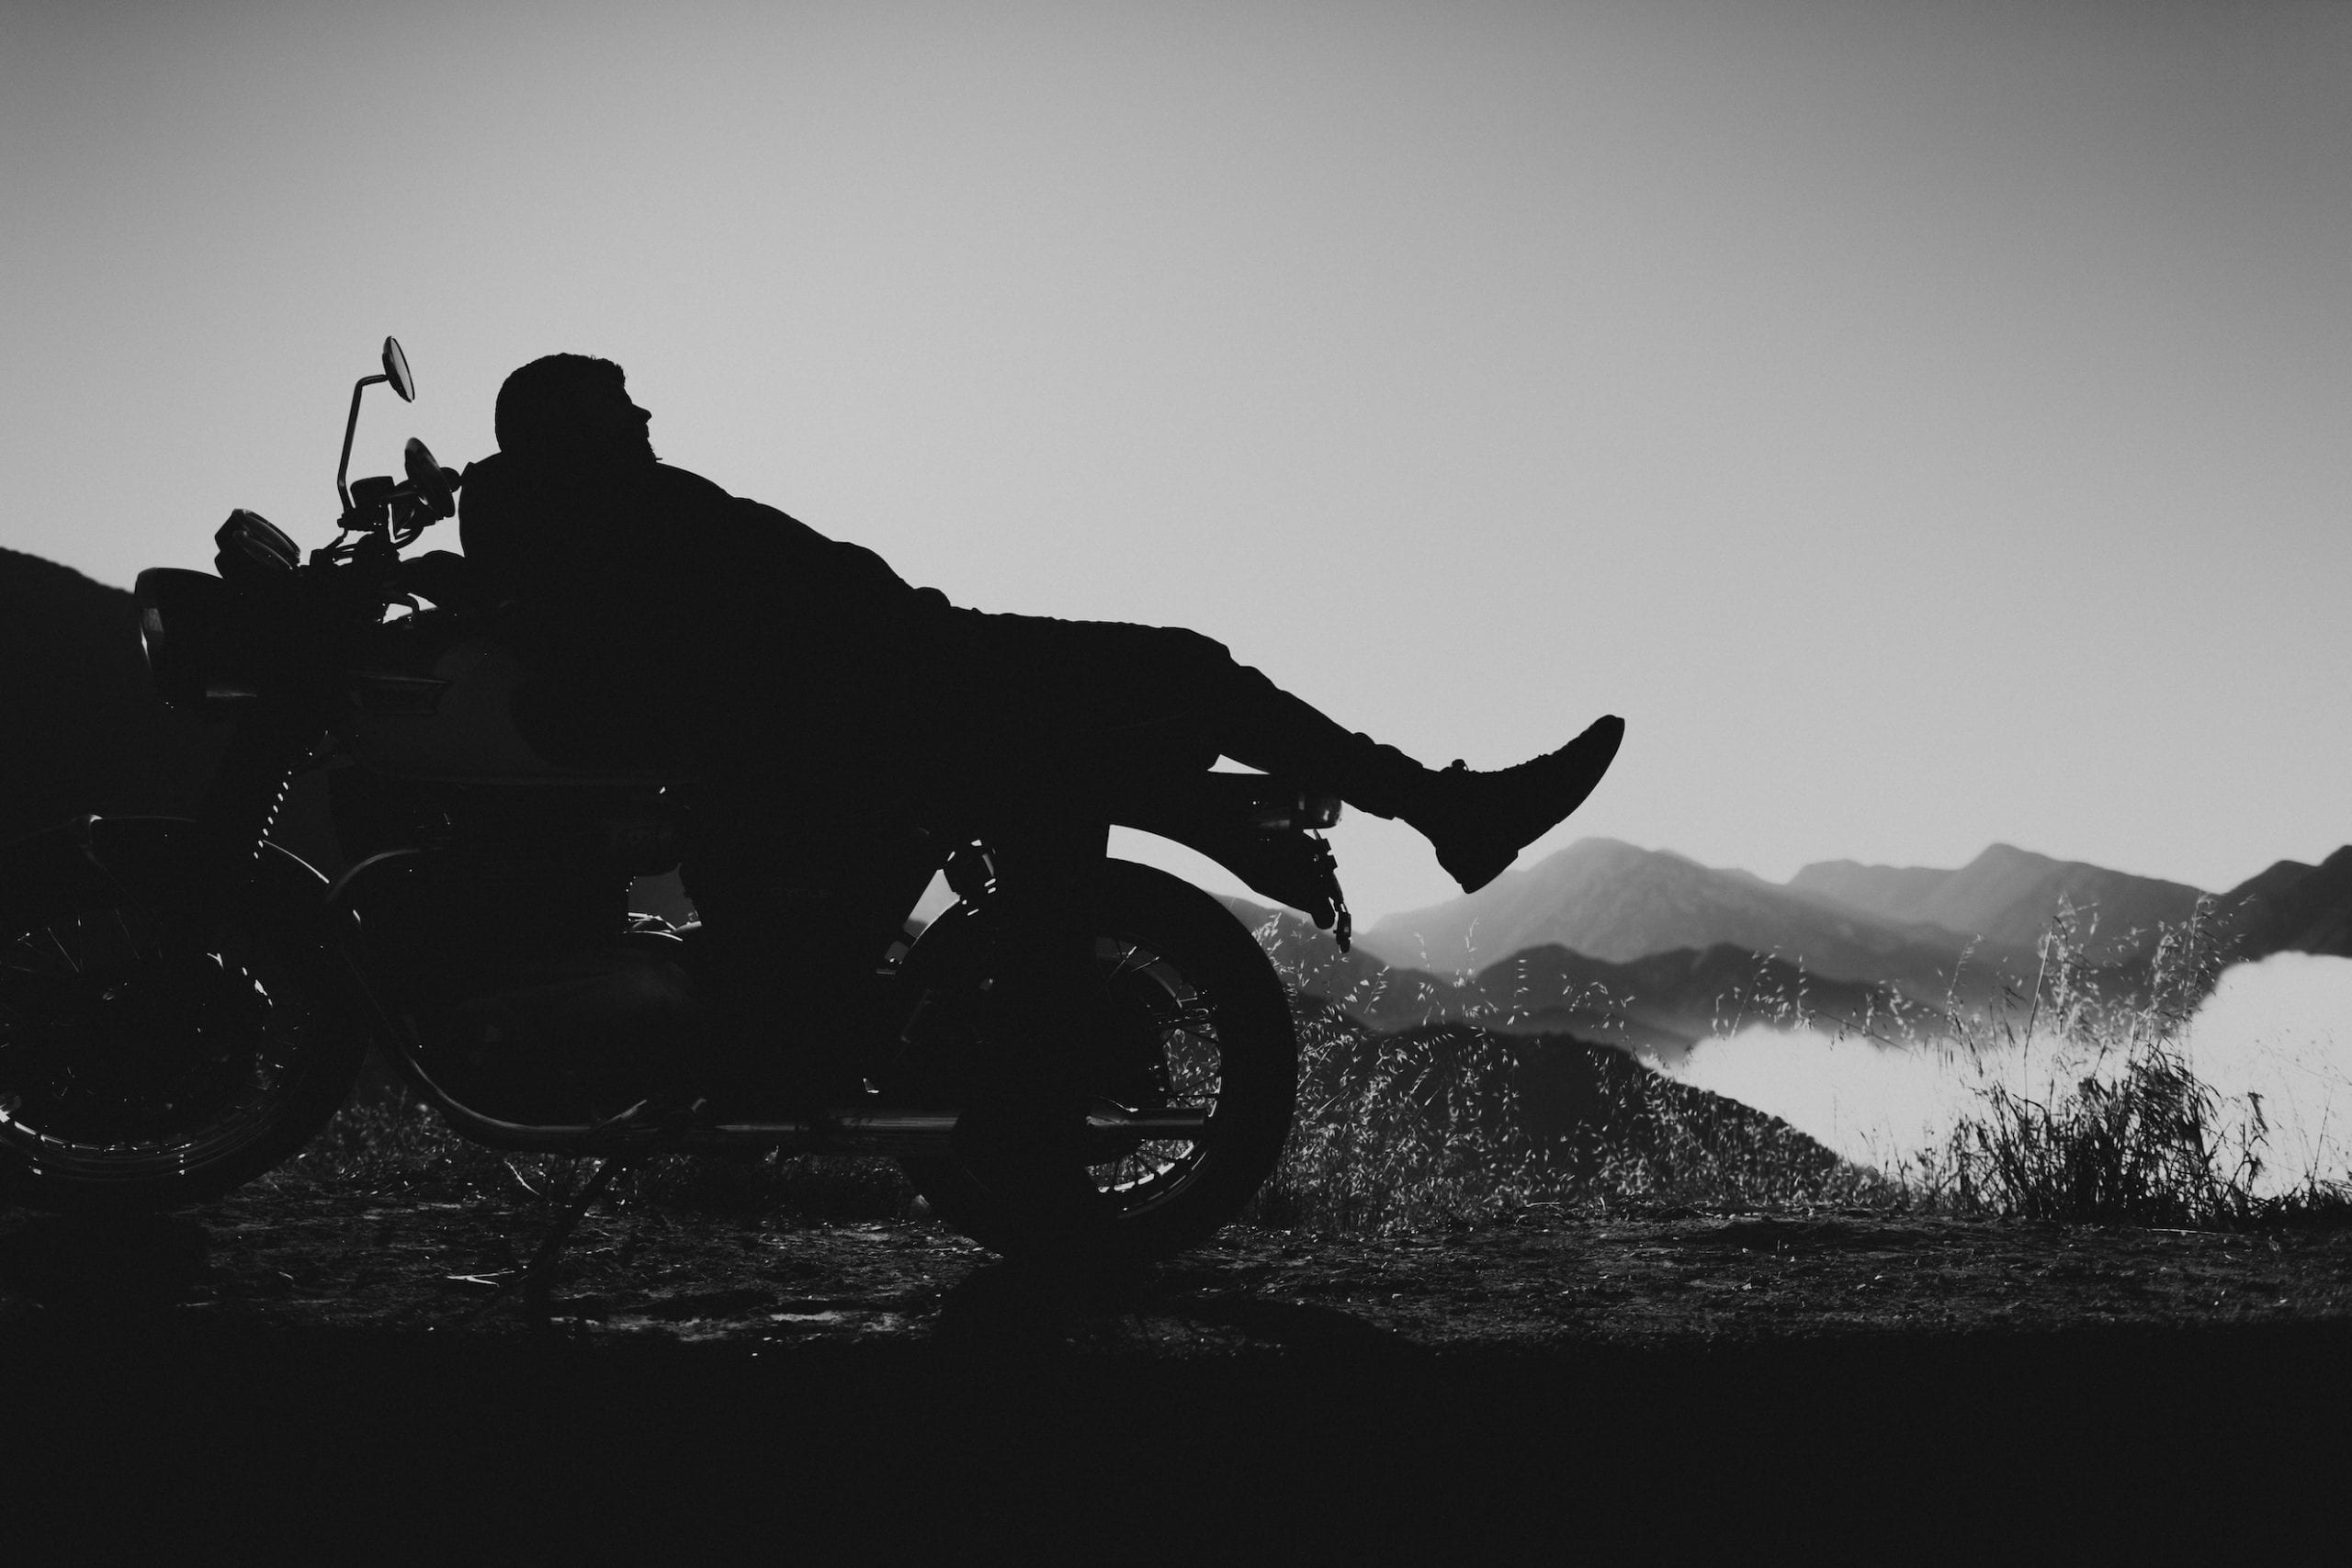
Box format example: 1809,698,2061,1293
1891,901,2352,1229
1243,1006,1891,1235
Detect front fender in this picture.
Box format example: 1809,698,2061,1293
0,814,352,984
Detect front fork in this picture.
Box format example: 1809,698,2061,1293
190,718,327,915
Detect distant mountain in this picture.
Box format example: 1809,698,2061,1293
0,547,220,841
1355,838,2024,1001
0,547,339,869
2212,849,2352,961
1782,859,1951,921
1224,896,1901,1065
1789,843,2205,964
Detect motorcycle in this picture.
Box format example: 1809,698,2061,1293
0,338,1356,1269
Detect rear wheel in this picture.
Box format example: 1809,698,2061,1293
896,859,1296,1263
0,820,367,1211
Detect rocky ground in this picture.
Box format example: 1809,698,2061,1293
6,1171,2351,1554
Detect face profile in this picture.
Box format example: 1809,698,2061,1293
571,378,657,467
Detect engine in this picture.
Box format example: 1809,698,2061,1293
329,769,702,1121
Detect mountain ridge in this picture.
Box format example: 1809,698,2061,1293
1357,837,2035,998
1224,895,1902,1065
2211,848,2352,961
1788,842,2206,959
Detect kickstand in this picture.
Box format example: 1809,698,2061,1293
520,1098,707,1339
523,1152,636,1337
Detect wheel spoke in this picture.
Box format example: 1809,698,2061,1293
107,907,150,965
40,925,83,975
1073,933,1231,1207
1100,938,1158,984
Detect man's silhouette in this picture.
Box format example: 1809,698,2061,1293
457,354,1622,1160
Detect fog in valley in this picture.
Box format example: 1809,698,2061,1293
1671,952,2352,1199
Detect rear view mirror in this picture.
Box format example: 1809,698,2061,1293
382,337,414,402
339,335,420,513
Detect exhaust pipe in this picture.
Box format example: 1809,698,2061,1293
406,1061,1210,1157
382,987,1209,1157
679,1105,1210,1156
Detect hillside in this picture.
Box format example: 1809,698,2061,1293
1274,1010,1868,1220
2212,849,2352,961
0,547,338,868
0,546,224,842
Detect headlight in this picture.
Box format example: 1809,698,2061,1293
133,568,232,710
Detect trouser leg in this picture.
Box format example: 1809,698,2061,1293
967,811,1105,1111
945,806,1109,1242
959,615,1434,820
1193,659,1430,819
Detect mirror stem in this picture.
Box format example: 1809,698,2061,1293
335,373,389,512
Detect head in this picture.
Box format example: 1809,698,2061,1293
494,354,656,468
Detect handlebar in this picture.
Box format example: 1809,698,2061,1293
316,449,462,567
338,467,458,544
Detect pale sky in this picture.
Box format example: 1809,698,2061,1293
6,0,2348,921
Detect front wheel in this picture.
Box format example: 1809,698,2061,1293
896,859,1298,1263
0,818,368,1212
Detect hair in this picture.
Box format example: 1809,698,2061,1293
493,353,628,457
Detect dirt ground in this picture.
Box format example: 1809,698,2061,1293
6,1179,2350,1351
6,1179,2352,1553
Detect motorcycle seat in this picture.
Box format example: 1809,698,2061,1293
1045,713,1219,782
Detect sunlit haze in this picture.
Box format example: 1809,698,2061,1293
1669,953,2352,1197
6,1,2347,920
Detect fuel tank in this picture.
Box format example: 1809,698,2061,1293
346,613,687,785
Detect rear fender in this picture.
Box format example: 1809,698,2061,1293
1108,775,1351,948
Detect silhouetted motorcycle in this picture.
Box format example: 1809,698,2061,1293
0,339,1356,1265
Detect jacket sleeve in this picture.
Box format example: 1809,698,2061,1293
724,495,955,641
455,454,521,597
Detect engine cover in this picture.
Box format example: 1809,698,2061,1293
400,939,708,1123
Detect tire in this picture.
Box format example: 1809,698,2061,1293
897,858,1297,1263
0,818,368,1213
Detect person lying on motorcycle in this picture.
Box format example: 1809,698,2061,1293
456,354,1623,1130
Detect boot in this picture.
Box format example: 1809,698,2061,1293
949,889,1107,1258
951,1094,1104,1255
1400,715,1624,895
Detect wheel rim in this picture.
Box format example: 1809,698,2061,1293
0,900,321,1184
1080,931,1228,1215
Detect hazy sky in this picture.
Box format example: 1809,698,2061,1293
6,0,2348,921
